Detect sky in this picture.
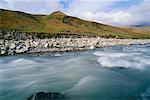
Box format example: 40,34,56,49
0,0,150,26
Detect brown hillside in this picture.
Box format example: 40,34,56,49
0,9,150,39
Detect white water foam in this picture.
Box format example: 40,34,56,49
9,58,37,65
94,51,138,57
54,53,62,57
94,51,150,69
65,75,98,93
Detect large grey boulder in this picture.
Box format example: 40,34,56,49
28,92,65,100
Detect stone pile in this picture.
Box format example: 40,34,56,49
1,31,150,55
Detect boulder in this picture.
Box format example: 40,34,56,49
0,40,4,45
89,45,95,50
28,92,65,100
8,50,15,55
0,50,6,55
1,46,6,50
4,41,9,47
44,43,49,48
33,41,38,47
15,46,29,53
9,43,16,49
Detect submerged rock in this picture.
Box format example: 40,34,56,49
28,92,65,100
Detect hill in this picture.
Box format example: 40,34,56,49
0,9,150,39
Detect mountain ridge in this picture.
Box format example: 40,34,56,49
0,9,150,39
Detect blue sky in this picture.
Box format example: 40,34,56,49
108,0,142,10
0,0,150,26
60,0,142,10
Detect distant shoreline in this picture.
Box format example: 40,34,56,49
1,31,150,56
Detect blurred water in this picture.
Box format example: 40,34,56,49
0,44,150,100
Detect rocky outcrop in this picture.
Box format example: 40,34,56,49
1,30,150,56
28,92,65,100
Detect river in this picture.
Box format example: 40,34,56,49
0,44,150,100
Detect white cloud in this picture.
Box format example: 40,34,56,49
80,11,132,26
0,0,63,14
66,0,121,15
66,0,150,26
78,11,146,26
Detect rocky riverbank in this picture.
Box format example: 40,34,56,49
0,31,150,56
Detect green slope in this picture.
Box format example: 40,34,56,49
0,9,150,39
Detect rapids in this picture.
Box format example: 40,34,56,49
0,44,150,100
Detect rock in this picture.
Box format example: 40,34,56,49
89,45,95,50
16,45,22,50
1,50,6,55
9,43,16,49
8,50,15,55
44,43,49,48
15,46,28,53
0,40,4,45
33,41,38,47
28,92,65,100
25,41,30,46
24,46,29,51
4,41,9,47
0,47,7,55
1,46,6,50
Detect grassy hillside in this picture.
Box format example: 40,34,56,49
0,9,150,39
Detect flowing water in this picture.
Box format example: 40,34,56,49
0,44,150,100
